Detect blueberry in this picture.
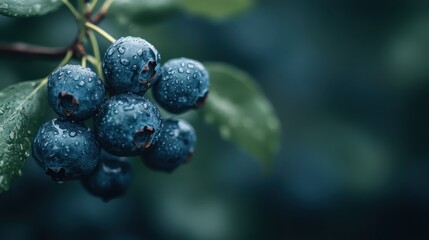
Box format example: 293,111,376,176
153,58,209,114
103,36,161,94
81,150,132,201
32,118,100,181
94,93,163,156
47,64,106,121
141,119,196,172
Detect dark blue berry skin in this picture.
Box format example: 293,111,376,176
94,93,163,156
103,36,161,95
47,64,106,121
153,58,209,114
142,119,196,172
32,118,100,182
81,150,132,202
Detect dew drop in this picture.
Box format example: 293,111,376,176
120,59,130,66
118,46,126,54
108,48,115,56
124,105,134,111
9,131,14,140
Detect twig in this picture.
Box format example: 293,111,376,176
85,22,116,43
87,0,99,13
91,0,113,24
81,55,87,68
62,0,81,19
87,30,103,78
0,43,69,59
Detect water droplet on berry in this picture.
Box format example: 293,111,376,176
108,48,115,56
124,105,134,111
118,46,126,54
120,59,130,66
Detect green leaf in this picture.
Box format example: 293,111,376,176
203,63,280,167
0,80,48,192
178,0,254,20
110,0,179,25
0,0,63,17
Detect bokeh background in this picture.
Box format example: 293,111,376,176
1,0,429,239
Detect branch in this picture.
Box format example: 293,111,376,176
0,42,70,59
91,0,113,24
85,22,116,43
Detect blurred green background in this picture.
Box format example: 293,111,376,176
1,0,429,239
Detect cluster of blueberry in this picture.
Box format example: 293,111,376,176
31,36,210,201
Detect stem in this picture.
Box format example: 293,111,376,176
88,0,99,13
87,55,104,80
40,49,74,86
86,55,98,67
81,55,87,68
91,0,113,24
85,22,116,43
77,0,87,43
56,49,74,70
0,43,69,59
62,0,81,19
87,30,103,78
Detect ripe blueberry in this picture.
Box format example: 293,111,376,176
32,118,100,181
103,36,161,94
153,58,209,114
142,119,196,172
81,150,132,201
47,64,106,121
94,93,163,156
